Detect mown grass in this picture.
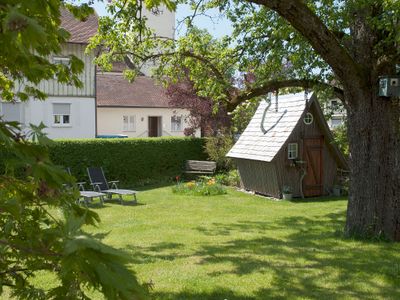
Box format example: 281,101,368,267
10,186,400,299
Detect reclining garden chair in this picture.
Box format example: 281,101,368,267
65,168,106,205
87,167,137,205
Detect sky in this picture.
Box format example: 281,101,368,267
92,2,233,38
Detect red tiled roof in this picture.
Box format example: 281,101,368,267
60,8,98,44
96,73,173,108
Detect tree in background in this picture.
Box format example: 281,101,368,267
91,0,400,241
166,78,231,136
0,1,147,298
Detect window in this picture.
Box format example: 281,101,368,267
171,116,182,131
123,115,136,131
53,56,70,65
288,143,298,160
1,102,21,122
303,112,314,125
331,117,343,128
53,103,71,125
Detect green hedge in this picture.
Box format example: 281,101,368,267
48,137,207,187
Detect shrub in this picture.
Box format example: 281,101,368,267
332,124,349,157
172,176,227,196
215,169,241,187
204,134,235,171
42,137,207,187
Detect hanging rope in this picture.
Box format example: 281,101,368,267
261,91,287,134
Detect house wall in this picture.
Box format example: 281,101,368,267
141,7,175,76
0,96,96,139
97,107,200,137
143,7,175,39
273,102,339,197
234,158,280,198
2,42,97,139
326,98,346,129
15,43,96,97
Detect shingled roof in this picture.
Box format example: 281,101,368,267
227,92,348,168
60,8,98,44
96,73,172,108
227,93,307,162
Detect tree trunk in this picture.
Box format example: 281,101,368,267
345,86,400,241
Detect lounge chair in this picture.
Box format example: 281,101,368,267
87,167,138,205
65,168,106,205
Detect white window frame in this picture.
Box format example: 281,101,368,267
303,112,314,125
171,115,182,132
52,103,71,127
288,143,298,160
123,115,136,132
53,56,71,65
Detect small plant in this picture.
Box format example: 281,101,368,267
282,185,293,200
282,185,292,194
332,184,341,196
172,176,227,196
214,169,241,187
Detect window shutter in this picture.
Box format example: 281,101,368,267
129,116,135,131
53,103,70,115
123,116,128,131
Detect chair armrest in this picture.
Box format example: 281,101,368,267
76,182,86,191
90,182,103,192
109,180,119,189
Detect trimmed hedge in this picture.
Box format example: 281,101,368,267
48,137,207,187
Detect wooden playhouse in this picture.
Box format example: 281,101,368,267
227,92,348,198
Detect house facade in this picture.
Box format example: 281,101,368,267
227,92,348,199
95,6,200,138
96,73,200,137
0,9,98,139
326,98,346,129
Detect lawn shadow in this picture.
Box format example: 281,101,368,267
190,211,400,299
133,181,174,192
144,210,398,299
152,288,255,300
289,195,347,203
126,242,189,264
96,197,147,206
124,201,399,299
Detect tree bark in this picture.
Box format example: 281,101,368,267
345,86,400,240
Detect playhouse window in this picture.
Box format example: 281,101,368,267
303,112,314,125
288,143,298,159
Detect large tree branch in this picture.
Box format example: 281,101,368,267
121,50,228,85
227,79,344,111
246,0,365,89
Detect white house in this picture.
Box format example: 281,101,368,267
96,5,201,137
0,9,98,139
326,99,346,129
96,73,200,137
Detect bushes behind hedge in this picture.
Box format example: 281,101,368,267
48,137,207,187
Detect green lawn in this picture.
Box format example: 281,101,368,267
26,187,400,299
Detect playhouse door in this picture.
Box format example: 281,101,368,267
303,137,323,197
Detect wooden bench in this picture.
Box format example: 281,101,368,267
184,160,217,175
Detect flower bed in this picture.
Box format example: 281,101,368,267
172,176,227,196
